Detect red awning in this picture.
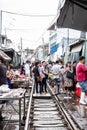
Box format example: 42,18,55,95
0,50,11,61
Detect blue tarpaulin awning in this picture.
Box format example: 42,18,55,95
50,44,59,54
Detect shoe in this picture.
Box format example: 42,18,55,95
80,92,86,105
44,91,48,94
42,92,46,94
41,92,44,94
56,92,60,95
60,88,63,93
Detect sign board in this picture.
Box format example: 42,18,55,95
49,32,58,54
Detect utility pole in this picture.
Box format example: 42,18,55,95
20,38,23,65
0,10,2,48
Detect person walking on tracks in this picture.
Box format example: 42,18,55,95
33,62,41,94
24,60,30,77
76,56,87,105
64,61,74,94
40,61,48,94
52,60,61,94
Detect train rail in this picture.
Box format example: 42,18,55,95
47,83,83,130
24,82,84,130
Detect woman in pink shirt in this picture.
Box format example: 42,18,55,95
76,56,87,105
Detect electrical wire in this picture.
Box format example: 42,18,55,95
2,10,56,17
5,28,44,31
2,10,58,48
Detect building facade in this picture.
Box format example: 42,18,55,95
35,43,49,61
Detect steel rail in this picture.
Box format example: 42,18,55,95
62,102,84,130
47,83,81,130
24,78,34,130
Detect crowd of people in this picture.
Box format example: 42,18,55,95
0,55,87,123
32,56,87,105
0,56,87,106
32,60,77,95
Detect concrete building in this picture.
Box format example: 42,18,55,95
35,43,49,61
61,37,76,63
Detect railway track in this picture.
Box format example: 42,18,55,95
30,96,70,130
24,83,83,130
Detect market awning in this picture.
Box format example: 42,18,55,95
48,23,55,30
48,16,58,30
71,44,83,53
69,39,85,47
57,0,87,31
0,50,11,61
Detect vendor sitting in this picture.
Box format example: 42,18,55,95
0,58,7,121
7,64,14,89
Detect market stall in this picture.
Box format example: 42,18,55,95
7,68,30,90
0,87,26,130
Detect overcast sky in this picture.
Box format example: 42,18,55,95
0,0,80,50
0,0,58,49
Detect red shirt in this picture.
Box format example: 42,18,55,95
76,62,87,82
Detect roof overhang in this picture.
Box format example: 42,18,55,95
57,0,87,31
48,23,56,30
68,38,85,47
47,16,58,30
3,48,14,52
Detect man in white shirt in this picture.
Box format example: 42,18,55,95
52,60,61,94
24,61,30,77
